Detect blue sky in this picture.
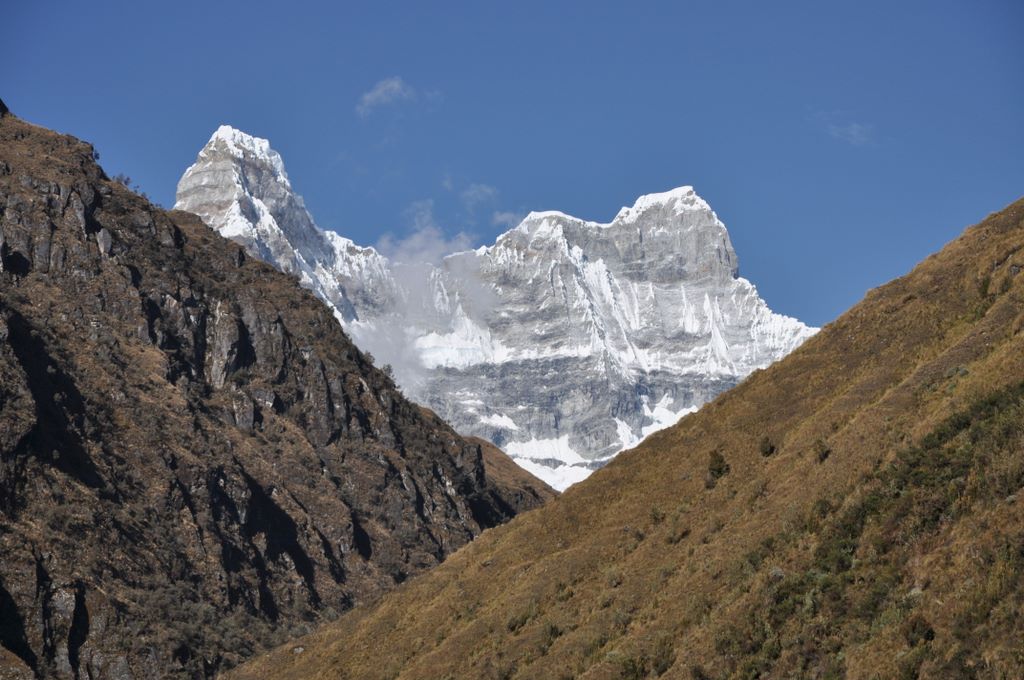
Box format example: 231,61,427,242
3,0,1022,326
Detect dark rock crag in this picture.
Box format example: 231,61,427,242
0,113,553,678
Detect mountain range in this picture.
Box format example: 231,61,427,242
0,107,551,679
4,101,1023,680
175,126,816,489
230,190,1024,678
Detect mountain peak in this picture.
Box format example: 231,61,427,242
200,124,288,182
176,126,397,324
176,134,814,490
208,124,269,153
614,185,714,224
522,209,579,223
507,186,715,235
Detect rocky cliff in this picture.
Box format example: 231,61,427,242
0,111,552,679
176,128,816,489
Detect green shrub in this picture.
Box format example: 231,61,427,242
506,603,537,633
902,613,935,647
541,621,564,650
665,521,690,545
705,450,730,488
690,665,713,680
617,654,649,679
814,438,831,463
651,635,676,675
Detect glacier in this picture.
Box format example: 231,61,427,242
175,126,817,490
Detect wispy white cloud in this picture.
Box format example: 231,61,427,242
441,173,454,191
811,110,876,146
361,200,493,393
405,199,438,232
376,200,475,265
492,210,525,229
356,76,416,118
827,121,874,146
460,183,498,214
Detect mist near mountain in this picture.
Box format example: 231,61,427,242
176,127,816,488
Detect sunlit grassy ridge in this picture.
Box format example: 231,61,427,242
230,197,1024,679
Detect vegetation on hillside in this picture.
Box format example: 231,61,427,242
710,382,1024,678
229,197,1024,680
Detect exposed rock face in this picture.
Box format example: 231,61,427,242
176,128,816,489
0,115,553,679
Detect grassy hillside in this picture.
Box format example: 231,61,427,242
229,197,1024,679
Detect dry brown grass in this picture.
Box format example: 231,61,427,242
228,197,1024,679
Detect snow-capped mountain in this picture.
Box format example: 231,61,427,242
175,127,817,490
174,126,397,321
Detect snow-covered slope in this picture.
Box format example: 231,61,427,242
175,125,397,322
176,127,817,490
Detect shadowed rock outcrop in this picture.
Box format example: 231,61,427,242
0,113,554,679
